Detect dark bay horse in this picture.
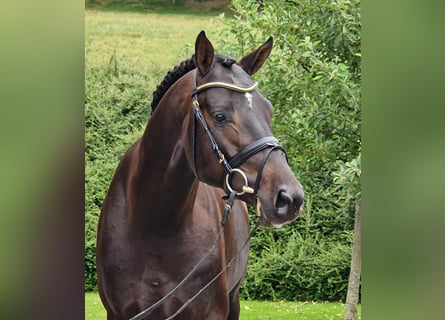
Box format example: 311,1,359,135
96,31,304,320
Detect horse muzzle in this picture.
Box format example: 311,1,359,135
256,182,304,228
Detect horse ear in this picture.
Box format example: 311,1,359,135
195,31,214,76
238,37,273,75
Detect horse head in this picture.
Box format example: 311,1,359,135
189,31,304,227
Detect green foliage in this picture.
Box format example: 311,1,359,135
243,206,353,301
332,153,361,203
85,241,98,292
218,0,361,301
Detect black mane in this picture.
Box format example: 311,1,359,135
151,56,196,113
150,54,236,113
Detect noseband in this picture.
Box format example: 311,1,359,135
191,71,287,202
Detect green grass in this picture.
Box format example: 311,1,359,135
85,9,225,70
85,292,105,320
86,292,360,319
86,0,231,15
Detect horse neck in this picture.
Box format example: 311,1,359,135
129,73,198,231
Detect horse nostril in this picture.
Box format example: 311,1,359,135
275,189,304,216
275,190,293,216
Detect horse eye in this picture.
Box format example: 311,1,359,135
213,113,227,123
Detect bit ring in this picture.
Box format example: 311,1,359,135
225,168,254,196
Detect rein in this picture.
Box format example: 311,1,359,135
129,70,287,320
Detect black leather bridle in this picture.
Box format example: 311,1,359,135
191,71,288,205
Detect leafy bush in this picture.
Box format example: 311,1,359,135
243,228,351,301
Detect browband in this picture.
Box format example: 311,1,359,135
192,81,258,96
